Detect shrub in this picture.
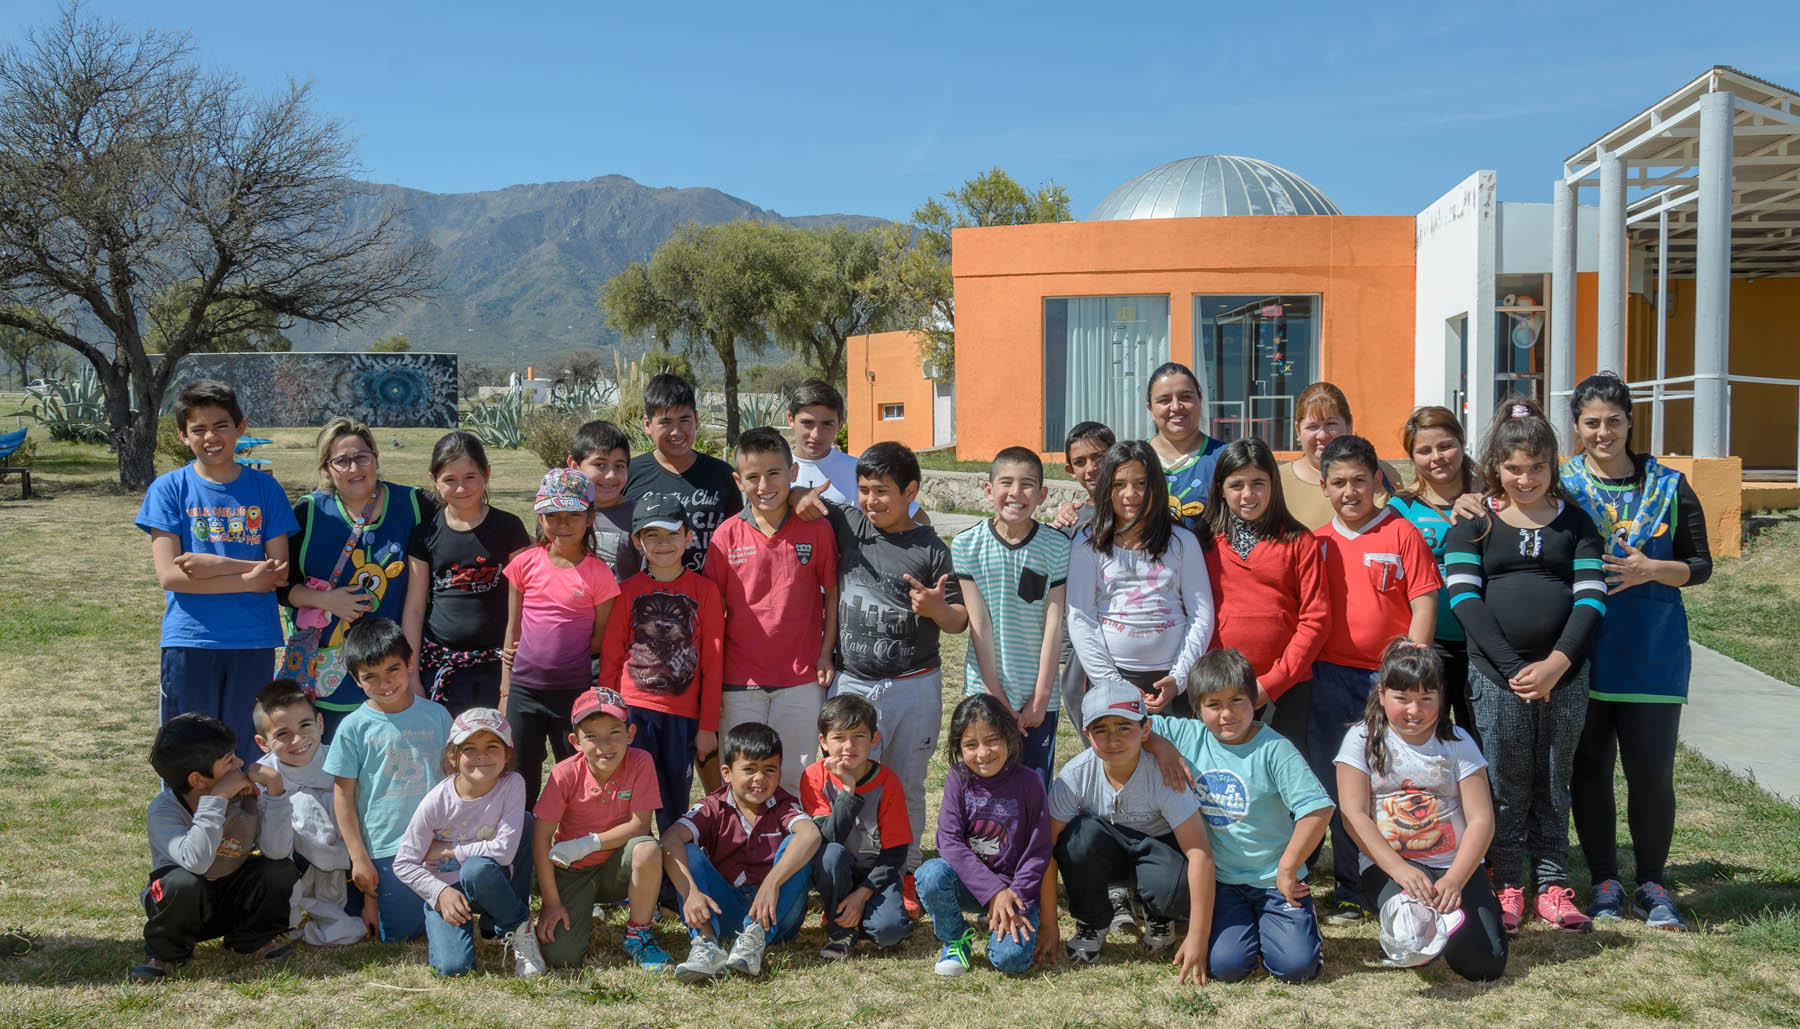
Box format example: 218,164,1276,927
522,407,580,470
156,413,192,465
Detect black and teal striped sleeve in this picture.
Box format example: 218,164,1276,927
1443,514,1526,679
1553,508,1608,662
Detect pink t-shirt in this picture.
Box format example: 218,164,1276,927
503,548,620,690
532,747,660,869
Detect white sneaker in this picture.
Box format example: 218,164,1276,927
676,936,729,983
1141,919,1177,953
502,921,547,977
725,920,767,977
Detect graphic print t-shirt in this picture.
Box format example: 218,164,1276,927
591,501,643,583
599,571,724,730
408,507,533,651
1334,723,1486,872
623,452,742,573
826,502,963,680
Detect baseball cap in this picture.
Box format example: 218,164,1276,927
534,467,594,514
1377,891,1466,967
1081,679,1149,729
570,685,630,728
448,707,513,748
632,494,689,534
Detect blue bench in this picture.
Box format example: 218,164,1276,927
0,427,30,499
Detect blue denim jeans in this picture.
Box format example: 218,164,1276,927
684,840,810,945
1208,881,1323,983
1021,709,1058,792
913,858,1039,973
422,857,533,975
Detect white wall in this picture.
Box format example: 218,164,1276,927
1499,201,1642,288
1415,171,1496,428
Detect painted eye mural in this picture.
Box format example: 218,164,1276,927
166,352,458,428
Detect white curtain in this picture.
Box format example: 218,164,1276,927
1048,295,1168,447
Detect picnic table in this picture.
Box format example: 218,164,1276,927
235,436,272,470
0,427,31,499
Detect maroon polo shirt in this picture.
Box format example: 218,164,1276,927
676,785,808,888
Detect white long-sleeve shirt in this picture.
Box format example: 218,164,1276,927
258,746,348,871
392,772,527,906
146,788,292,879
1065,524,1214,689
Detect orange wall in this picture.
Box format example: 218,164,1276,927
844,330,936,456
950,215,1418,462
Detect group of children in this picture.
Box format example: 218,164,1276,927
135,363,1641,986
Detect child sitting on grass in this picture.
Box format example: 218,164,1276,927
132,714,298,982
800,694,914,960
532,686,669,971
394,707,542,977
252,680,363,946
915,694,1052,977
1145,649,1332,983
663,723,822,983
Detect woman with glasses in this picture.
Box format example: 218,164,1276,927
281,418,436,739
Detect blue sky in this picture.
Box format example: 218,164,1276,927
7,0,1799,221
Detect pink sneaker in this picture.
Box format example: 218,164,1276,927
1534,884,1594,931
1497,885,1526,936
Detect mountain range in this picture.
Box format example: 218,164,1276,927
290,175,885,367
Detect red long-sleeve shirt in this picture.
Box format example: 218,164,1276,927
1203,533,1330,700
598,570,724,732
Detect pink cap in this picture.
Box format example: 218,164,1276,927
570,686,630,727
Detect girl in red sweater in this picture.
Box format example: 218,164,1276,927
1201,439,1330,759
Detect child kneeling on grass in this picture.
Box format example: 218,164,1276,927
1145,649,1332,983
663,722,821,983
133,714,298,982
532,686,669,971
916,694,1052,977
393,708,543,977
252,680,364,946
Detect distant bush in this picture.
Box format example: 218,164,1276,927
522,407,580,470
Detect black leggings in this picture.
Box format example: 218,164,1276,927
505,684,578,809
1570,697,1681,885
1362,860,1508,982
1432,638,1480,750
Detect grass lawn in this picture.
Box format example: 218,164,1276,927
1686,511,1800,689
2,437,1799,1027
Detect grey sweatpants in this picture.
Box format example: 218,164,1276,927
830,669,943,875
1468,661,1589,888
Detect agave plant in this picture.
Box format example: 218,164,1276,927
736,391,787,432
547,377,618,415
463,389,524,449
28,367,111,444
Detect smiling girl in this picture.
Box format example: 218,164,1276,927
1442,399,1607,935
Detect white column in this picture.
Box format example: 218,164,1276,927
1550,177,1578,452
1597,149,1627,376
1693,90,1733,459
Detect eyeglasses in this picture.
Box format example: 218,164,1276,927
326,450,377,472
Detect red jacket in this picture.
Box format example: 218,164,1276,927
1203,532,1330,700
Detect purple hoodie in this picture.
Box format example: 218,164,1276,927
935,761,1052,906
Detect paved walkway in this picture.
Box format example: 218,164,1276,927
924,511,984,537
1683,643,1800,804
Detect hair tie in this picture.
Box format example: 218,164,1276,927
1510,404,1529,418
1597,370,1622,381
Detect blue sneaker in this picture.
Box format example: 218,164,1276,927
1588,878,1625,921
1634,882,1687,931
623,929,673,972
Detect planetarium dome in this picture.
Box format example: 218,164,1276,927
1087,155,1341,220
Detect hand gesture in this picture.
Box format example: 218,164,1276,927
1173,930,1209,985
1603,542,1653,593
435,887,472,927
241,558,288,593
903,573,952,621
171,552,212,578
1146,734,1195,793
1145,675,1179,714
791,484,829,523
748,883,780,929
1276,865,1310,908
683,889,722,931
499,641,518,670
243,761,285,797
537,899,570,942
209,768,252,800
1508,652,1569,701
1051,501,1084,530
1431,875,1464,915
1448,492,1488,523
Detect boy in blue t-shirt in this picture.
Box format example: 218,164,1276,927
324,618,453,942
1146,648,1333,984
136,380,298,762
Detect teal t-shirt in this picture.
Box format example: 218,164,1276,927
321,697,452,860
1149,715,1332,888
1387,494,1465,644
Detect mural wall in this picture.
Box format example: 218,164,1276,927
169,352,459,428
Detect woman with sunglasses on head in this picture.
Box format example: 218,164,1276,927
282,418,437,740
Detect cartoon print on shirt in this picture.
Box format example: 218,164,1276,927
626,591,700,695
323,542,407,648
967,816,1006,860
1377,779,1457,859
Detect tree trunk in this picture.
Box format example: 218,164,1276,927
117,404,159,491
715,332,741,448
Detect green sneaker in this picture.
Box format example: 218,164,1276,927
934,926,978,977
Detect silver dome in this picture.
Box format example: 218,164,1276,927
1087,155,1341,220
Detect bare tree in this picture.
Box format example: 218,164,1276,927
0,5,434,488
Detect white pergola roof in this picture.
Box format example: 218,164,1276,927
1564,66,1800,277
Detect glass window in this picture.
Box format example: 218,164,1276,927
1494,275,1548,407
1043,295,1170,451
881,403,905,420
1193,295,1320,451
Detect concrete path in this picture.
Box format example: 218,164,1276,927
1682,643,1800,804
924,511,984,537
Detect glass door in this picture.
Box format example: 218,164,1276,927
1194,295,1320,451
1043,295,1170,450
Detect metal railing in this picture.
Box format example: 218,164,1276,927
1556,373,1800,482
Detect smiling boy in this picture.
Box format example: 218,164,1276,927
569,419,642,583
253,680,363,946
623,374,742,574
136,380,297,762
531,686,669,970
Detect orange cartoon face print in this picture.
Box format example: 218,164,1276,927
1376,780,1456,860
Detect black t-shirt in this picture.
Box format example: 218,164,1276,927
591,501,642,583
1444,502,1607,684
407,507,534,651
623,451,743,573
826,502,964,680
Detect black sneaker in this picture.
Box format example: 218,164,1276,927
820,928,856,961
1141,918,1177,952
1066,922,1104,963
128,957,175,983
1106,885,1138,934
